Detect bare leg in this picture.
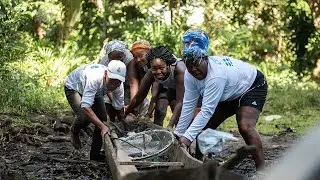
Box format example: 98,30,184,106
236,106,265,170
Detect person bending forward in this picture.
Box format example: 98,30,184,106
174,29,268,170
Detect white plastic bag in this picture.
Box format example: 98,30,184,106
197,128,238,156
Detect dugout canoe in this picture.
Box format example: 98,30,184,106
103,121,252,180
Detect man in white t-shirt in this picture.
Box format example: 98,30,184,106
64,61,126,161
174,29,268,170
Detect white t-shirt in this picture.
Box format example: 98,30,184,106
174,56,257,142
65,64,124,110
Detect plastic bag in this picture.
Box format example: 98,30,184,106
197,128,238,156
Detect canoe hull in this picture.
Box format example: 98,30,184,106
103,121,202,180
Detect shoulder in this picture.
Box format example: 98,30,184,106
85,64,106,78
206,57,227,77
123,49,134,65
175,61,186,74
127,60,136,69
146,69,153,77
100,56,109,66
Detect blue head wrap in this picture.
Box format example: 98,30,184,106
182,29,209,61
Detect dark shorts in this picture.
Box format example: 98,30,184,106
195,71,267,158
158,85,202,107
219,70,268,112
236,70,267,111
158,85,176,102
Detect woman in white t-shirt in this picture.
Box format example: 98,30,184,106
174,29,268,170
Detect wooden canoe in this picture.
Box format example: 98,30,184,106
103,121,250,180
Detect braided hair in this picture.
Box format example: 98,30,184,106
146,46,176,68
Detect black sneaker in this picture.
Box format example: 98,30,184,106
90,153,106,162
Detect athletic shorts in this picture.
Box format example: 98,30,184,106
224,70,268,111
158,84,202,107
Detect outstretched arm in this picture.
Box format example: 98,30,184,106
128,61,140,101
125,70,154,116
168,62,186,128
81,79,110,136
83,107,109,129
180,77,227,146
146,82,160,117
174,73,199,137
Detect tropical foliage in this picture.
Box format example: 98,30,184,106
0,0,319,116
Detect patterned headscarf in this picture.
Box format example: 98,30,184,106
181,29,209,61
100,40,133,66
104,40,127,55
131,40,151,55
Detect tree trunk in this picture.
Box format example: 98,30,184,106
58,0,82,44
203,1,216,52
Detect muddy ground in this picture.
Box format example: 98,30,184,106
0,114,298,180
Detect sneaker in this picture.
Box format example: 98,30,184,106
90,153,106,162
70,126,82,149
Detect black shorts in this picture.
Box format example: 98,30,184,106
158,85,176,102
158,84,202,107
223,70,268,111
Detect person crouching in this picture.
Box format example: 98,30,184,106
64,61,126,161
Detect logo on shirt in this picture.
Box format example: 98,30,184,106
252,101,257,106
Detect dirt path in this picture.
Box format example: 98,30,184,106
213,131,297,179
0,114,297,179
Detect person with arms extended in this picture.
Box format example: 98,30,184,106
65,61,126,161
174,29,268,170
125,46,186,130
126,40,155,117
